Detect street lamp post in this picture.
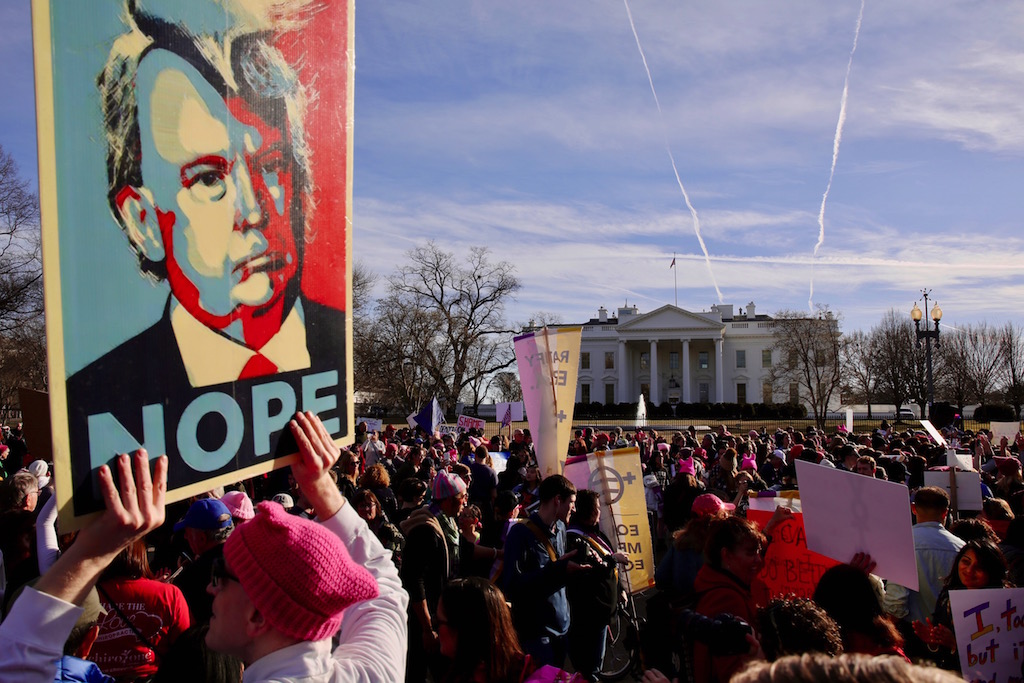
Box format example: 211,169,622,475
911,289,942,420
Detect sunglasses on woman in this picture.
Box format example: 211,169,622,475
210,556,239,588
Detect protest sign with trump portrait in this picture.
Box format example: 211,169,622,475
32,0,354,528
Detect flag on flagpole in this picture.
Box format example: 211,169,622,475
670,256,676,268
501,403,513,429
413,396,444,434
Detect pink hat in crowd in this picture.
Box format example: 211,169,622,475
678,457,696,477
692,493,735,516
224,501,378,642
740,455,758,471
657,443,670,453
220,490,255,522
994,456,1022,476
432,471,468,500
772,449,787,465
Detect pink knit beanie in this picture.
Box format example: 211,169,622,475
224,501,379,641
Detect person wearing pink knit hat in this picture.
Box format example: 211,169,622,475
202,412,408,680
0,412,409,683
220,490,255,525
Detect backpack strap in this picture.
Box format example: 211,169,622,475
524,520,558,562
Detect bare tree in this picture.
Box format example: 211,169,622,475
766,307,844,429
840,329,879,417
0,318,47,423
357,291,444,414
1000,323,1024,419
384,242,521,410
0,146,42,335
490,371,523,403
936,327,973,415
940,323,1003,408
351,261,378,327
871,310,920,416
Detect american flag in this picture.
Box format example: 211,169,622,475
501,403,513,429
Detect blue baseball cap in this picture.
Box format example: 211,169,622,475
174,498,233,532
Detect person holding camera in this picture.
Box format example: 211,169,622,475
565,489,629,682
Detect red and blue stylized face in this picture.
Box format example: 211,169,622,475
122,49,300,349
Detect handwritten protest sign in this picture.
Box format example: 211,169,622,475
992,421,1022,444
457,414,486,432
356,417,383,433
950,587,1024,683
795,460,918,590
747,496,838,599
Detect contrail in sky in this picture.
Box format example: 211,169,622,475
623,0,723,303
810,0,865,311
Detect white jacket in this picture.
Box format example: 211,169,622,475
0,503,409,683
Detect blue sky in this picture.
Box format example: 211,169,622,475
4,1,1024,334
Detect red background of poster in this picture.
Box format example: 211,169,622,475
747,509,840,600
276,3,350,310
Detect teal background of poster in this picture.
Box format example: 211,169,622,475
49,1,171,376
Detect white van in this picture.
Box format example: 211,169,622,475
897,407,917,422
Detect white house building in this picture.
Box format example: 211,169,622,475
569,302,779,407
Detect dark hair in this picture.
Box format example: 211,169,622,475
152,625,242,683
949,517,1000,545
538,474,576,504
1006,516,1024,548
944,539,1008,590
440,577,524,683
495,490,519,516
982,497,1014,521
397,477,427,504
103,538,153,580
813,564,902,652
350,489,380,518
757,598,843,660
912,487,950,512
570,489,600,526
704,516,766,570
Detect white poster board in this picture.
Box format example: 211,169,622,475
794,460,918,590
991,421,1022,444
355,417,383,433
923,471,984,512
921,420,948,449
950,587,1024,682
947,450,975,472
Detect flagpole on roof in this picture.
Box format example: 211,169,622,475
671,252,678,307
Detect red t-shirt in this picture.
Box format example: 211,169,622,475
89,577,191,680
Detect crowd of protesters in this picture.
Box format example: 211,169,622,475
0,414,1021,682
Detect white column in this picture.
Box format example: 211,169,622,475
649,340,659,405
715,337,725,403
682,340,691,403
618,340,628,403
